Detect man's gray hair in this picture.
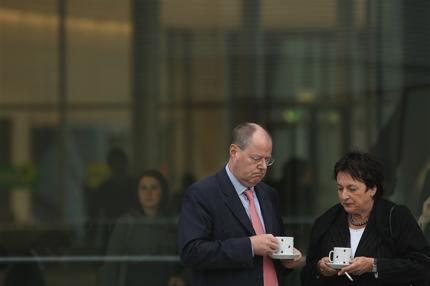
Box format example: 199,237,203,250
232,122,270,149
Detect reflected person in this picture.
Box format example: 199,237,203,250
169,172,196,214
102,170,185,286
301,151,430,286
418,195,430,241
275,157,314,217
92,147,136,253
179,122,302,286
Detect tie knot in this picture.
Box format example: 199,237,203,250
244,188,254,201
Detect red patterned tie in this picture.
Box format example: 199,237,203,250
244,188,278,286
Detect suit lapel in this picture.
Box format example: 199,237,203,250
216,170,255,235
354,226,373,257
328,211,350,248
354,207,380,257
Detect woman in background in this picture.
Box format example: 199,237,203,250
102,170,186,286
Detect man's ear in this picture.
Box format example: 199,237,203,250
229,144,237,159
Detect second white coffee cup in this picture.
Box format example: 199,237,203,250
328,247,352,265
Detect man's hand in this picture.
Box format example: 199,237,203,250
280,247,303,269
317,257,339,277
250,234,279,256
338,257,373,276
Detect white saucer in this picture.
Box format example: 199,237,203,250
326,262,349,269
269,253,298,260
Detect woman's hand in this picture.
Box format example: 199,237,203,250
317,257,339,277
338,256,373,276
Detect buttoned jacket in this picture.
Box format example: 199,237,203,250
178,168,290,286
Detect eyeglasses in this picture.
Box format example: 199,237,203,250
248,154,275,166
235,144,275,166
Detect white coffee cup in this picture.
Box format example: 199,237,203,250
328,247,352,265
272,236,294,256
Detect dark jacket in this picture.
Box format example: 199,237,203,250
425,221,430,243
102,210,181,286
301,198,430,286
178,168,291,286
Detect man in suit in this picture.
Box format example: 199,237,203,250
178,122,302,286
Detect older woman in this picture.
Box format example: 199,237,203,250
301,151,430,286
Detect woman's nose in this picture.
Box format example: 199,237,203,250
339,190,348,200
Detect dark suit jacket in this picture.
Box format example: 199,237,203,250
301,198,430,286
178,168,291,286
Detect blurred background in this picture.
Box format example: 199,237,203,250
0,0,430,285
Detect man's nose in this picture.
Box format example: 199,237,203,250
258,160,267,169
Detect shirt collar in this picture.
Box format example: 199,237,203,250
225,164,251,196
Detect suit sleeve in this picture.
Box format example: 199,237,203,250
377,205,430,283
178,185,254,270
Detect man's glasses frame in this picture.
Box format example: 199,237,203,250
235,144,275,166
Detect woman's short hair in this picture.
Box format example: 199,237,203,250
334,151,384,199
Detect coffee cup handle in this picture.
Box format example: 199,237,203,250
328,250,334,263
